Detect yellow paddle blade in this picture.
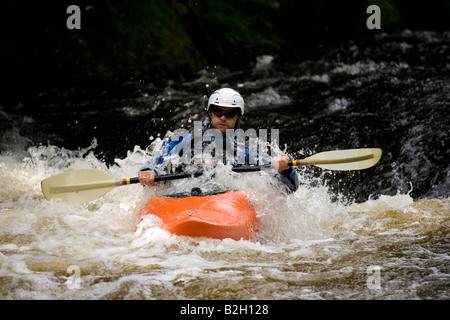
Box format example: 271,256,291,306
41,169,120,205
304,148,382,170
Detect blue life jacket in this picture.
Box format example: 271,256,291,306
140,123,299,192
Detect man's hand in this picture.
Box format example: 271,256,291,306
139,170,158,186
272,155,290,172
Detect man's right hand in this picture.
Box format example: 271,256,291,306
139,170,158,186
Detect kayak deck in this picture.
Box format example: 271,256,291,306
137,190,259,240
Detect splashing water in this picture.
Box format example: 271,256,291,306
1,128,448,299
1,30,449,300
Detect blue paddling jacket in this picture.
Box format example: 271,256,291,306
140,123,299,192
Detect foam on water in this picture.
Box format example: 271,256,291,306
1,130,449,299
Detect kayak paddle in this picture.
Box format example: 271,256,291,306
233,148,382,172
40,169,203,206
41,148,382,205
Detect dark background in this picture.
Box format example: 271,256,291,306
2,0,449,104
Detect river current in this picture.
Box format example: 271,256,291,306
0,30,449,300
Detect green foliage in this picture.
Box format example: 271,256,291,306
60,1,204,79
2,0,449,96
362,0,401,29
57,0,285,80
181,0,283,60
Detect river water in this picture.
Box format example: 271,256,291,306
0,30,449,300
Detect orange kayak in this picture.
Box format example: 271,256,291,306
136,190,259,240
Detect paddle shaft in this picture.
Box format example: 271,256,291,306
131,162,293,184
43,147,382,198
124,152,376,184
41,148,381,204
118,164,279,188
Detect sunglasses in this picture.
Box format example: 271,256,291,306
209,105,241,118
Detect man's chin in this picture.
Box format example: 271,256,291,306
214,125,228,134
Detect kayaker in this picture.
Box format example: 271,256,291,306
139,88,299,192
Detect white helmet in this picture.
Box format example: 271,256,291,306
207,88,245,116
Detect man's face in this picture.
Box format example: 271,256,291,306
208,105,241,134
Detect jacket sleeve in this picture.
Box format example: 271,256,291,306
139,147,165,175
139,137,184,175
244,148,300,193
274,166,300,192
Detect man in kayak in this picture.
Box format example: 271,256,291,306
139,88,299,192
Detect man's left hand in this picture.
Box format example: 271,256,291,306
272,155,290,172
